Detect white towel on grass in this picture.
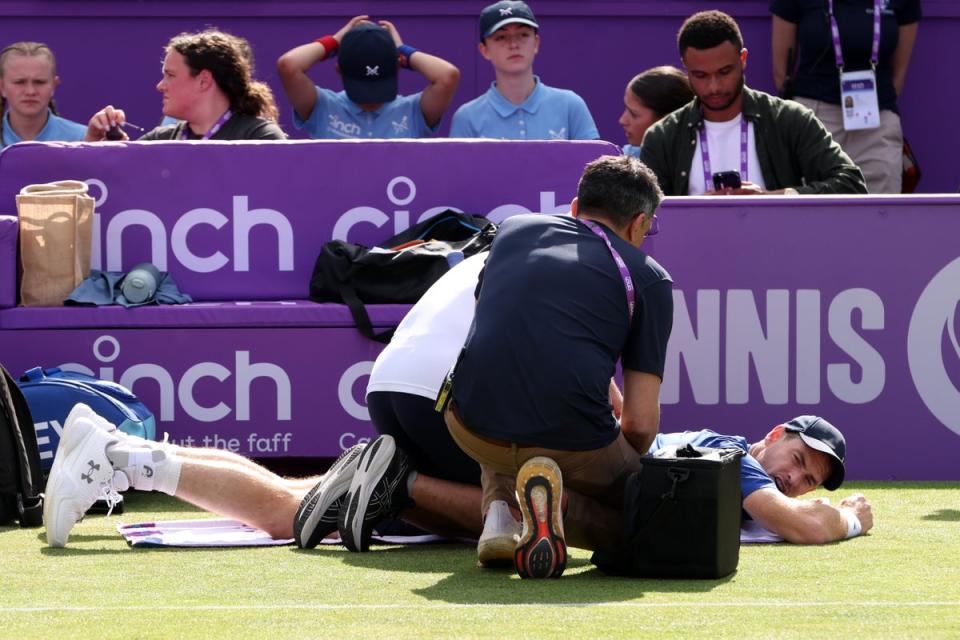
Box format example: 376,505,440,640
118,518,784,548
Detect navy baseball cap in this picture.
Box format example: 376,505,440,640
480,1,539,40
339,23,398,104
784,415,846,491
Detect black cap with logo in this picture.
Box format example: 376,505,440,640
479,1,540,40
784,415,846,491
339,23,399,104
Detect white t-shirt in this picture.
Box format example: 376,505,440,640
366,253,487,400
687,114,765,195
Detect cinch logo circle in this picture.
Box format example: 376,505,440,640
908,257,960,435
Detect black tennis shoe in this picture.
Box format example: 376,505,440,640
293,443,366,549
338,435,415,552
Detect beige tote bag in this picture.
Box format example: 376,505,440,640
16,180,95,306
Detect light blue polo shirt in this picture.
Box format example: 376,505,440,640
1,109,86,149
622,144,640,158
293,87,436,139
449,77,598,140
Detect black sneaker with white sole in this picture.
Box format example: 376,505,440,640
337,435,414,552
293,443,366,549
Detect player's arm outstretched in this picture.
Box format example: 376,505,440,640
744,489,874,544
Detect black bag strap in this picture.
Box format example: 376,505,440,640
630,466,689,540
384,210,491,247
336,279,395,344
1,366,43,527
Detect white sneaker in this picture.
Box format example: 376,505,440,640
43,415,121,547
64,402,118,433
477,499,521,567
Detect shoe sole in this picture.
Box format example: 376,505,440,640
43,420,101,548
293,445,364,549
339,435,396,553
514,457,566,579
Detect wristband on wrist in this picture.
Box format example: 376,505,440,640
397,44,419,68
841,509,862,539
316,35,339,58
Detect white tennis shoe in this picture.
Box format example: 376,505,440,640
477,499,521,567
43,413,121,547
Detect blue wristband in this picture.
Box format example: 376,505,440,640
397,44,418,66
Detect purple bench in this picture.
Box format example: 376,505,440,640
0,139,616,457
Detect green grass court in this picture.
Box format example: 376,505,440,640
3,482,959,639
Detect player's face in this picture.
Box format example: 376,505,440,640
682,41,746,120
755,431,832,498
480,24,539,75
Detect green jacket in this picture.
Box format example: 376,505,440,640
639,86,867,195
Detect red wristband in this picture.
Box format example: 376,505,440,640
315,35,338,58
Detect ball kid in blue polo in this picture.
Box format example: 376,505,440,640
450,1,598,140
278,16,460,139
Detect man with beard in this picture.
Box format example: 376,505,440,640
640,10,866,196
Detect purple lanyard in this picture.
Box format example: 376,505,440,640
698,116,749,190
828,0,882,71
581,219,636,325
180,110,232,140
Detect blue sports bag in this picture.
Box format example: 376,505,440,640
17,367,156,471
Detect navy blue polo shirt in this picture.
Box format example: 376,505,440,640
451,213,673,451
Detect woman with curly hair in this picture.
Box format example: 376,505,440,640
85,29,285,141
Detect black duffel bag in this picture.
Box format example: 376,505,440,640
309,210,496,342
591,445,744,579
0,363,43,527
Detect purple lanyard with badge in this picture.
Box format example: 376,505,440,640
180,110,233,140
828,0,882,71
698,116,749,190
580,219,635,326
829,0,883,130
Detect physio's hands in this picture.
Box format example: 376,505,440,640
608,378,623,421
840,493,874,534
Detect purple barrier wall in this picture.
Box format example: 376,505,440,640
654,195,960,481
1,192,958,479
0,1,956,193
0,139,615,303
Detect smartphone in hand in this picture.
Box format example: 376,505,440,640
712,170,742,191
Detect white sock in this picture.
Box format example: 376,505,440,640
106,441,182,496
406,470,418,497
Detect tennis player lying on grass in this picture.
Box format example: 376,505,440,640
41,400,873,552
42,259,874,552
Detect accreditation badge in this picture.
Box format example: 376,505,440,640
839,69,881,131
